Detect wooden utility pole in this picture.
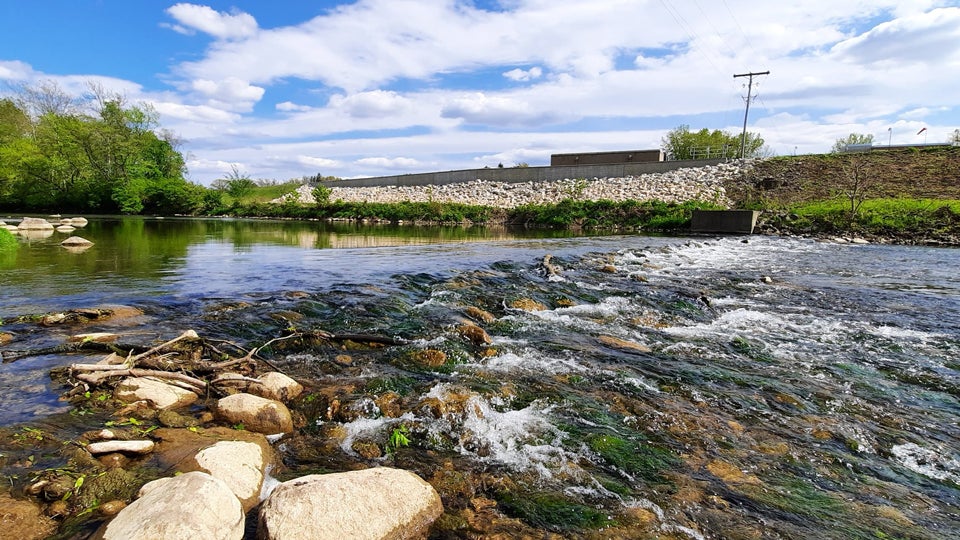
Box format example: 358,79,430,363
733,70,769,159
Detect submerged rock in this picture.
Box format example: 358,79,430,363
0,492,58,540
60,235,94,246
258,468,443,540
93,471,244,540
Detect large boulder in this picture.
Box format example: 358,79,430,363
114,377,198,410
93,471,244,540
258,468,443,540
190,440,268,512
17,217,53,230
216,393,293,434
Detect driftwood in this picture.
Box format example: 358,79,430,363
74,368,207,393
541,254,560,277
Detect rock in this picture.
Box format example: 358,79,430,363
56,225,76,233
0,332,12,345
0,492,58,540
114,377,199,410
457,324,492,346
598,335,652,354
258,468,443,540
61,236,94,247
93,471,244,540
216,393,294,434
70,216,89,226
17,217,54,230
250,372,304,402
188,440,268,512
464,306,496,323
87,440,155,455
99,500,126,516
411,349,447,368
600,264,618,273
509,298,547,311
157,409,199,428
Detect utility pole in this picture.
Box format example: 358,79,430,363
733,70,769,159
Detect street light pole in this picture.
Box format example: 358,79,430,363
733,70,770,159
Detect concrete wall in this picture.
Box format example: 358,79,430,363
322,159,725,188
691,210,761,234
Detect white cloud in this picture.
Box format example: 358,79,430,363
190,77,265,111
831,7,960,65
355,157,421,168
151,101,240,123
503,66,543,81
329,90,412,118
165,3,258,40
296,156,341,169
276,101,313,112
441,92,563,126
0,60,34,81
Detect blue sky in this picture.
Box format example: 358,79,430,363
2,1,959,184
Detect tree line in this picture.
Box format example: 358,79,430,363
0,81,218,214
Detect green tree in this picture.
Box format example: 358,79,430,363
661,125,763,160
831,133,874,153
0,80,208,215
950,129,960,144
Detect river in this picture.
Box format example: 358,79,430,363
1,217,958,539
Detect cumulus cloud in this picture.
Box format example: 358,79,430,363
165,3,258,40
297,156,341,169
440,92,560,126
831,7,960,65
354,157,421,169
329,90,412,118
0,60,34,81
276,101,313,112
503,66,543,81
151,101,241,123
191,77,264,102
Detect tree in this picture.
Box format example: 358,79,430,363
661,125,764,160
836,155,876,221
831,133,874,153
950,129,960,145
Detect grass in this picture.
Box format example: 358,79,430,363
0,227,17,251
770,198,960,238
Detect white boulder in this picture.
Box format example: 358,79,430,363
258,468,443,540
114,377,198,410
193,440,268,512
94,471,244,540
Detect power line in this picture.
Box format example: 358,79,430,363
733,70,769,158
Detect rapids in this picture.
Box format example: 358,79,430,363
1,218,958,538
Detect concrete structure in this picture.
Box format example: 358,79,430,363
691,210,761,234
320,159,724,189
550,149,664,166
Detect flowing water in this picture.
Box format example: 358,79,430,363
1,217,958,539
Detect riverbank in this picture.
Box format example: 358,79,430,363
279,161,743,208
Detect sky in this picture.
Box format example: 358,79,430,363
2,1,959,185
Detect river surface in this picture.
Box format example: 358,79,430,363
1,217,959,539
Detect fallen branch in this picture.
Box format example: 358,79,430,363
74,368,207,392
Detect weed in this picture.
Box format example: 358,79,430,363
386,424,410,454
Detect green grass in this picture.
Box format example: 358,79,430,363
0,227,17,251
222,181,301,205
778,198,960,237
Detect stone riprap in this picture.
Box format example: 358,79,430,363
282,161,745,208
